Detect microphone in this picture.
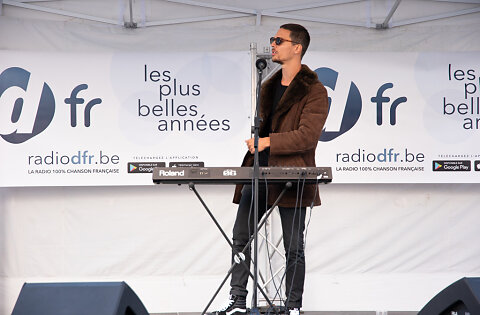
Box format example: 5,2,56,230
255,58,267,71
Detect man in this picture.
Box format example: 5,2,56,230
214,24,329,315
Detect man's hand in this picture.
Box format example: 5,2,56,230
245,137,270,154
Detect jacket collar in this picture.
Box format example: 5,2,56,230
261,64,319,128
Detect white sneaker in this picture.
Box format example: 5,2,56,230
288,308,300,315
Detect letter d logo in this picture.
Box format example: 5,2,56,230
315,67,362,142
0,67,55,144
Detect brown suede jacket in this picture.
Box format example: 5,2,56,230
233,64,329,207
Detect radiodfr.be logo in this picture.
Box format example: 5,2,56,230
0,66,102,144
314,67,429,166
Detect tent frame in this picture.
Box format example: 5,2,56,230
2,0,480,29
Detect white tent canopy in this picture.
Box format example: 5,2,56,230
1,0,480,53
1,1,480,314
2,0,480,29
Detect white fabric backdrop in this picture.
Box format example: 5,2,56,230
1,4,480,314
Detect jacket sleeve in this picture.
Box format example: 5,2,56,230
269,83,328,155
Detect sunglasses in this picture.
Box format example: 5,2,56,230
270,37,299,46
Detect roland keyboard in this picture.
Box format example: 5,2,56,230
152,166,332,184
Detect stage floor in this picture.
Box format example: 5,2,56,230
152,312,418,315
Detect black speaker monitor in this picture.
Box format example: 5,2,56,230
418,277,480,315
12,281,149,315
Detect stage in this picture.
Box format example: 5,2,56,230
151,312,418,315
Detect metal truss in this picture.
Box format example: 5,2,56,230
1,0,479,30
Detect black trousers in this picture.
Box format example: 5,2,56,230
229,184,306,308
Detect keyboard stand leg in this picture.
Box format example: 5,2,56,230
188,182,291,315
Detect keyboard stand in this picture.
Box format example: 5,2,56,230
187,182,292,315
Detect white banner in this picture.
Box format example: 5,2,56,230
0,51,252,186
2,51,480,185
305,52,480,183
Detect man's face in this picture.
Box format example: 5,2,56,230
271,28,300,64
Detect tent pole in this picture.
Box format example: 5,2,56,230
124,0,137,28
377,0,402,29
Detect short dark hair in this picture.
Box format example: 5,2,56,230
280,23,310,58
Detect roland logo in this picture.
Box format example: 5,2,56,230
223,169,237,176
159,169,185,176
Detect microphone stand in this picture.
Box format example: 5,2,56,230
251,58,267,314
